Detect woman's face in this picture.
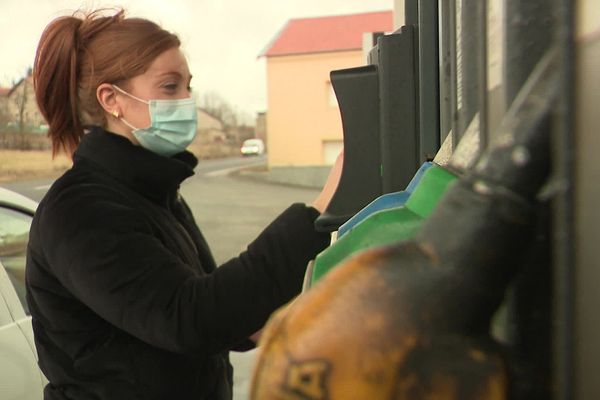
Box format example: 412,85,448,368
107,47,193,142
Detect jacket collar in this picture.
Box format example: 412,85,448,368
74,126,197,204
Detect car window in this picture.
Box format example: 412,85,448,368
0,206,32,315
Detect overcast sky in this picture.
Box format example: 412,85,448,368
0,0,393,120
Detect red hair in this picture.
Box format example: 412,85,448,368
33,9,181,157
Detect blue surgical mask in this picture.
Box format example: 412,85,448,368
112,85,198,157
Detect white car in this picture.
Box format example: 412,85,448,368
0,187,45,399
240,138,265,156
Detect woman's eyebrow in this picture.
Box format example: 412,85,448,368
156,71,183,78
154,72,193,85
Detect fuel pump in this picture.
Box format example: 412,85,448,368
314,25,423,233
250,0,572,397
308,127,479,286
251,49,558,400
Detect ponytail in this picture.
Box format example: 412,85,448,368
34,15,83,157
33,9,178,158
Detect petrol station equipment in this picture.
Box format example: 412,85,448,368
309,127,479,286
251,0,580,397
251,48,558,400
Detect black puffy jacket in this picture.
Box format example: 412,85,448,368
26,127,329,399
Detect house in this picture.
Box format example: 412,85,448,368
197,108,227,143
4,74,46,132
261,11,393,171
255,112,267,146
188,107,240,159
0,87,10,126
0,87,10,100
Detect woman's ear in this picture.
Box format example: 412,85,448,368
96,83,120,118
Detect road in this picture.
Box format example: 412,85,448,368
2,155,268,202
3,154,323,400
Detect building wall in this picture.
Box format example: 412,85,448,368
5,78,46,130
198,109,224,132
394,0,405,28
577,0,600,38
266,50,363,167
196,109,226,143
0,94,9,123
255,112,267,145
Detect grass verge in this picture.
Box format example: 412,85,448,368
0,150,71,183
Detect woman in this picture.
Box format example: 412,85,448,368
27,9,342,400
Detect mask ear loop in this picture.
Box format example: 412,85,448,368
112,84,150,105
111,85,149,132
119,117,140,132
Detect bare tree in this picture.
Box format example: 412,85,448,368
15,81,27,134
12,68,33,135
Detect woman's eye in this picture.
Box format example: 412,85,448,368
163,84,178,91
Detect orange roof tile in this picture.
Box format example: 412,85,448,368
261,11,393,57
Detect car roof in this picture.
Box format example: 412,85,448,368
0,186,38,214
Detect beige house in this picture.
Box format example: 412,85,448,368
4,74,46,131
261,11,393,168
197,108,227,143
0,87,10,125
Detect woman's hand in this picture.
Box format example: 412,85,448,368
311,150,344,214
